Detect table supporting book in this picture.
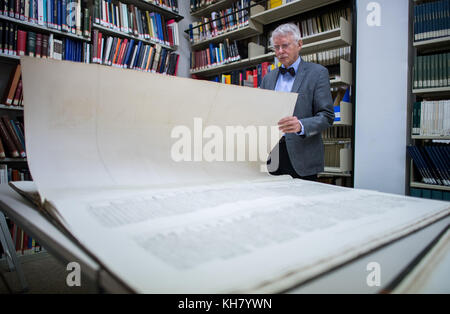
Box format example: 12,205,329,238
0,183,449,293
0,184,131,293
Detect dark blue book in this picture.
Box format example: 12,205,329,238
77,41,82,62
123,39,135,68
434,145,450,176
419,146,442,185
158,48,168,73
64,38,68,60
422,189,432,199
410,188,422,198
424,146,448,186
209,43,215,65
132,41,142,69
407,146,429,184
156,13,164,42
432,190,443,200
407,146,434,184
10,119,25,150
57,0,61,30
62,0,67,31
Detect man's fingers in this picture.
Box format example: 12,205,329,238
278,122,297,129
279,123,300,133
278,116,298,125
278,116,300,133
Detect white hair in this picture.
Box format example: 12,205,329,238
270,23,301,45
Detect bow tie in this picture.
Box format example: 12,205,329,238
279,67,295,76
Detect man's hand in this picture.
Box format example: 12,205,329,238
278,116,301,133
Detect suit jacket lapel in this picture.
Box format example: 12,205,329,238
291,60,307,93
268,68,280,90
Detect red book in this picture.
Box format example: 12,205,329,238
16,30,27,56
253,69,257,88
0,136,5,158
12,77,22,106
97,32,103,62
35,33,42,58
117,39,128,66
261,62,269,78
0,118,19,157
167,23,174,46
42,34,49,58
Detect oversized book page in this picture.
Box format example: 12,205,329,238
20,58,450,293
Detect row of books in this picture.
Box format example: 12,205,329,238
0,210,42,258
190,0,219,12
204,54,348,87
93,0,179,47
302,46,351,67
206,60,277,87
294,7,351,39
322,125,352,140
91,30,179,75
188,0,251,44
407,144,450,187
0,113,26,159
413,0,450,42
413,52,450,90
267,0,295,10
0,0,90,37
410,187,450,201
150,0,179,13
324,142,346,168
190,38,241,70
0,165,31,183
0,22,88,61
2,64,22,107
412,100,450,137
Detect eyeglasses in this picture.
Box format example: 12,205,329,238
272,43,292,51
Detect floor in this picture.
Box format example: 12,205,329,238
0,251,99,294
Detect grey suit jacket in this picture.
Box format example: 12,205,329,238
260,59,335,176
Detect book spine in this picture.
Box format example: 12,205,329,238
1,116,26,157
0,135,5,158
0,118,19,157
4,64,21,105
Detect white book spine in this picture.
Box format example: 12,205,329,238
49,33,54,59
100,37,104,64
76,0,81,35
439,100,444,136
38,0,44,25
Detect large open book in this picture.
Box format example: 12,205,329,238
18,57,450,293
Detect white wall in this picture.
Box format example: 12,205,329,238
354,0,409,195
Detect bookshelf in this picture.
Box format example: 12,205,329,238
300,17,351,54
0,14,90,42
91,22,175,51
190,20,264,49
191,0,237,18
408,0,450,201
250,0,340,25
413,36,450,52
187,0,355,186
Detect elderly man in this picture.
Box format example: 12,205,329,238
260,23,335,181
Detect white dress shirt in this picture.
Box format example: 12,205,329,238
275,56,305,136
